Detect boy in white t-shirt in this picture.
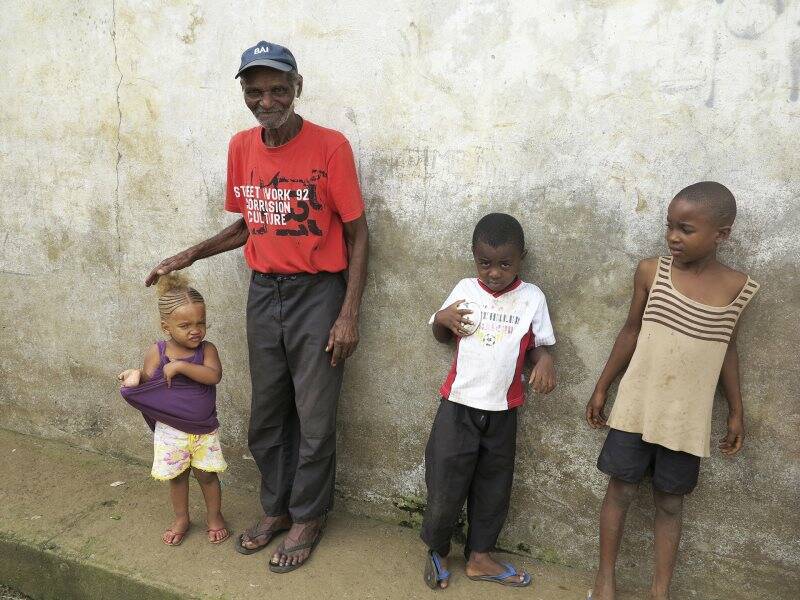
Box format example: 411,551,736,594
421,213,557,590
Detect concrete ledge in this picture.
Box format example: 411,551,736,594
0,536,185,600
0,429,646,599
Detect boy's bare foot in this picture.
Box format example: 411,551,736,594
465,551,527,585
424,551,450,589
162,516,190,546
589,575,616,600
206,512,229,543
238,514,291,551
437,555,450,588
270,518,322,569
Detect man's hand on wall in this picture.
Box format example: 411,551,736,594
326,315,359,367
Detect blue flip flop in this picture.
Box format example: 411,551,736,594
424,550,450,590
467,561,532,587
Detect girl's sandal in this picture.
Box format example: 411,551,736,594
207,526,230,544
162,525,190,546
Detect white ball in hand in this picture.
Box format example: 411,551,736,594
457,301,482,336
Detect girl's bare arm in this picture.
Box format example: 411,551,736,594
167,342,222,385
140,344,161,383
118,344,160,386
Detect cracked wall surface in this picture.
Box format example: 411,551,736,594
1,2,798,598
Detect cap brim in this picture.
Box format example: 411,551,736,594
235,59,295,78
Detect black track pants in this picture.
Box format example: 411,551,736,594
420,399,517,557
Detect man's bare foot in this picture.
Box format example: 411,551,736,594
206,512,229,543
649,591,669,600
238,514,291,551
162,516,190,546
465,551,527,585
271,518,322,569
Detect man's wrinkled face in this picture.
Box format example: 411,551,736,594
240,67,300,130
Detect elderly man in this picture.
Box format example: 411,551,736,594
145,40,368,572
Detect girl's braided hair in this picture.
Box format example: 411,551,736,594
156,272,204,319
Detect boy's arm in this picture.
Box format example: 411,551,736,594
718,331,744,455
431,316,455,343
527,292,557,394
586,258,655,428
431,299,471,342
163,342,223,387
529,345,556,394
431,282,474,343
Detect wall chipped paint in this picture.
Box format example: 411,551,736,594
1,1,798,598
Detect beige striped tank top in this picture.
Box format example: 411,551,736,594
607,256,759,457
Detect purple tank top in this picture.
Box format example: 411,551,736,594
120,340,219,434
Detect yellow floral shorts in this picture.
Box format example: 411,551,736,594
152,421,227,481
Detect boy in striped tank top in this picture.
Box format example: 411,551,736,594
585,182,759,600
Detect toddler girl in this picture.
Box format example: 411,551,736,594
118,272,228,546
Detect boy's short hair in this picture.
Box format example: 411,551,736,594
674,181,737,226
472,213,525,254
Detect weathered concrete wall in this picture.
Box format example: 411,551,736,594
1,1,798,597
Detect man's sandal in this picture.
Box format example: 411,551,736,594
466,562,531,587
234,520,290,555
268,527,324,573
424,550,450,590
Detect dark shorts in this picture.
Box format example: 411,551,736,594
597,428,700,495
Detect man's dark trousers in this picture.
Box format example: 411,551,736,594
420,398,517,557
247,271,346,522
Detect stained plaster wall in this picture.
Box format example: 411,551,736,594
1,1,798,597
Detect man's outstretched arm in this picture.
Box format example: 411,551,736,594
145,218,250,286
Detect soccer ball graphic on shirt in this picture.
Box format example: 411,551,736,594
480,332,497,347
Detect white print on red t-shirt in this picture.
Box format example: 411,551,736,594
234,170,327,237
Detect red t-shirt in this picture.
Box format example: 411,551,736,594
225,119,364,274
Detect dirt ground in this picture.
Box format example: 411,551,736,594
0,429,647,600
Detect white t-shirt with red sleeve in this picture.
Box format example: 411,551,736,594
430,278,556,411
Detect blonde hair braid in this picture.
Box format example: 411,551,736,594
156,272,204,319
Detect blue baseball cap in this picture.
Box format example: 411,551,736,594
235,40,297,78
